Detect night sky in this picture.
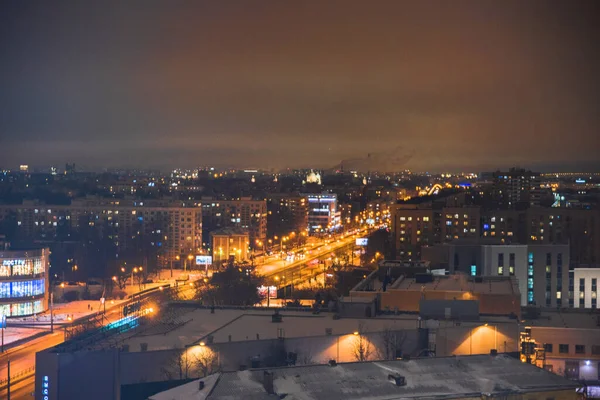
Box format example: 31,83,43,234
1,1,599,172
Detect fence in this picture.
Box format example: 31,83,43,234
0,366,35,389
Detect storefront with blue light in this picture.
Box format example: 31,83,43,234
0,247,50,317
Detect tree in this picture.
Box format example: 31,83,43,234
375,326,407,360
189,346,219,377
201,266,265,306
351,323,373,362
161,348,195,380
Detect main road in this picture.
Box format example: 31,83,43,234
256,228,374,285
0,283,195,400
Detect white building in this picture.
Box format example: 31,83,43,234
304,193,341,235
443,240,570,307
574,268,599,309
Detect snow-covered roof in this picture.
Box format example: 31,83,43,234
148,373,220,400
150,354,580,400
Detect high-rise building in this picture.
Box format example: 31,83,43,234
489,168,542,208
266,194,308,238
304,193,341,235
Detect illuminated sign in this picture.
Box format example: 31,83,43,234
196,255,212,265
258,285,277,299
2,259,26,267
42,375,50,399
356,238,368,246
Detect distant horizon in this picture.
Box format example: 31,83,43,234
5,160,600,176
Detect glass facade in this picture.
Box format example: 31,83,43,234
0,279,45,298
0,250,49,317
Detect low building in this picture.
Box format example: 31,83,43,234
522,308,600,381
210,228,249,264
348,271,521,318
150,354,580,400
0,244,50,317
35,305,521,400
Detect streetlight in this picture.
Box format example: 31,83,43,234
187,254,194,272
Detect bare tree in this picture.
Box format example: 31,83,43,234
375,327,407,360
351,323,373,362
190,347,219,377
160,348,195,380
295,348,315,365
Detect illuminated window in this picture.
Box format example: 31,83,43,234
423,217,430,222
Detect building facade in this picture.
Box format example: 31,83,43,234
305,193,341,235
266,194,308,238
201,198,267,246
211,229,250,264
573,268,599,309
0,197,203,265
490,168,542,208
0,246,50,317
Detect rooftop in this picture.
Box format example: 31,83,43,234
522,308,600,330
112,306,516,351
393,274,519,296
150,354,580,400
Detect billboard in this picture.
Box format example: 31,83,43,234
258,285,277,299
356,238,368,246
196,255,213,265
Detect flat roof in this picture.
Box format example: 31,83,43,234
150,354,579,400
393,275,518,296
522,308,600,330
117,306,518,351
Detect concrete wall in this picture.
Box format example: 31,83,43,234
433,321,519,357
35,328,426,400
36,349,120,400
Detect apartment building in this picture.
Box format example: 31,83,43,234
201,198,267,246
0,197,202,262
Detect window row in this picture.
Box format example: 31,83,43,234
0,279,45,298
0,299,44,317
0,258,45,277
544,343,600,355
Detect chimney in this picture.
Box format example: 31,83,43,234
328,359,337,367
199,381,205,390
490,349,498,356
263,371,274,394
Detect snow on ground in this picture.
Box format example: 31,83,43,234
1,325,46,346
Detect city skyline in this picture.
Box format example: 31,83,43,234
1,1,599,172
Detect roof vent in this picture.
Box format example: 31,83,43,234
490,349,498,356
328,359,337,367
199,381,205,390
388,374,407,386
263,371,275,394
